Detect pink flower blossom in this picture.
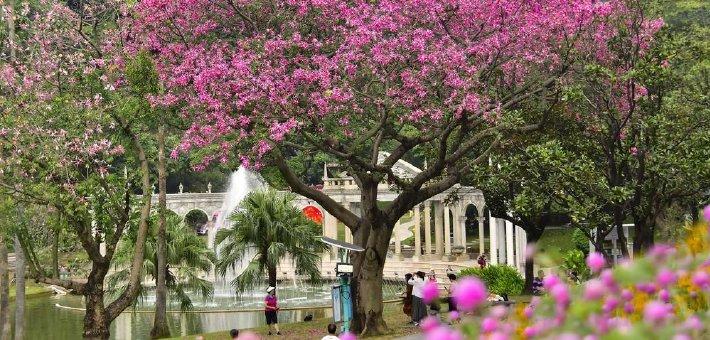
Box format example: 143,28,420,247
523,326,539,337
629,146,638,156
557,333,581,340
487,332,510,340
623,302,634,314
656,269,677,287
425,326,463,340
586,252,606,272
490,306,508,319
659,289,670,303
703,205,710,222
481,317,498,333
643,301,673,325
551,284,570,306
603,297,619,313
543,275,562,289
238,332,260,340
339,331,357,340
600,269,618,291
525,244,536,260
583,279,606,300
452,277,487,311
448,311,460,322
682,315,702,330
691,270,709,289
421,316,440,333
422,280,439,304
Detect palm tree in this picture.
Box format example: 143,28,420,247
108,212,216,310
216,189,328,291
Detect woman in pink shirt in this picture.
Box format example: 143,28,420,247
265,286,281,335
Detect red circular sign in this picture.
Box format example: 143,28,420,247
302,206,323,224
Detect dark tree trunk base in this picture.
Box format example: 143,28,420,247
351,247,388,336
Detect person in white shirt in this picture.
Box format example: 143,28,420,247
321,323,339,340
408,271,428,325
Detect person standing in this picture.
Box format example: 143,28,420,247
532,270,546,295
403,273,413,322
477,254,487,268
321,323,339,340
445,273,458,312
265,286,281,335
408,271,427,325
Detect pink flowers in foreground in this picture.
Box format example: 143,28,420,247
452,277,487,311
338,332,357,340
643,301,673,325
422,280,439,304
586,252,606,272
418,212,710,339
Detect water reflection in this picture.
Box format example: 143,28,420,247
10,295,333,339
8,279,405,339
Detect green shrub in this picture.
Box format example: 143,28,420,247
561,249,590,281
572,228,589,254
459,265,524,296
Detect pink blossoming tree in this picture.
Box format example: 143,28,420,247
130,0,649,334
1,1,156,338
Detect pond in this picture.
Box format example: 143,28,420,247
7,294,332,339
6,280,405,339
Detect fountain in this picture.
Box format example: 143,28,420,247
208,166,266,293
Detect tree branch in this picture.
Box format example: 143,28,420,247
271,146,360,229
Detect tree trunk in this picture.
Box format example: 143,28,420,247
83,262,111,340
613,210,630,258
268,265,277,288
151,125,170,339
350,221,391,336
0,237,10,340
52,218,60,279
83,290,110,339
522,230,543,294
633,214,655,255
13,236,26,340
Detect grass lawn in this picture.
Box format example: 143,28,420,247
536,228,575,263
167,298,533,340
5,282,52,301
168,303,423,340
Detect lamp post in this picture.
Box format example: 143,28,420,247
321,236,364,333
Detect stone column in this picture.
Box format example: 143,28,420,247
451,204,460,247
424,201,432,259
394,219,403,260
443,205,452,260
519,228,527,274
459,214,467,248
514,227,521,270
344,200,353,244
505,220,515,266
489,214,498,265
456,214,469,261
434,202,444,258
478,218,485,257
324,211,338,261
413,205,421,261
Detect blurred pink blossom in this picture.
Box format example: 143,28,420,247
452,277,487,311
422,280,439,304
643,301,673,325
583,279,606,300
586,252,606,272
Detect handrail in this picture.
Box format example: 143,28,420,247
53,299,402,314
